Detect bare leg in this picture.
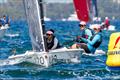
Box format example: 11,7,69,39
71,44,77,49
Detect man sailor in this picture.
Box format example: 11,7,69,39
101,17,110,30
71,24,102,53
46,29,61,50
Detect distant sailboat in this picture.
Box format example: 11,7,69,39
0,24,9,39
73,0,116,31
7,0,84,67
67,12,79,21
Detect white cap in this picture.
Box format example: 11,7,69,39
79,21,86,25
46,31,53,34
93,24,101,30
105,17,108,20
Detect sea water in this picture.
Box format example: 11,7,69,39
0,20,120,79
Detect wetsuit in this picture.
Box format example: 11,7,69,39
47,36,61,50
80,32,102,53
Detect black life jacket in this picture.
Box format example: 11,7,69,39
82,28,94,39
90,33,102,48
47,36,60,50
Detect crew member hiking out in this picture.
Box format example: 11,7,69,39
71,24,102,54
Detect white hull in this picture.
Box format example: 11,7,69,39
0,24,9,39
8,47,84,67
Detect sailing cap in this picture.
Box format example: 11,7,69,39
93,24,101,30
46,30,53,34
79,21,86,26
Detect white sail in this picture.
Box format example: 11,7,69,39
24,0,46,52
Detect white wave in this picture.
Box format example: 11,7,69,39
5,33,19,37
82,50,106,56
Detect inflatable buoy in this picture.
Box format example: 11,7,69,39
106,32,120,70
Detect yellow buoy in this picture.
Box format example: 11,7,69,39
106,32,120,67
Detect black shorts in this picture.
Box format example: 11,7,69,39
77,43,91,53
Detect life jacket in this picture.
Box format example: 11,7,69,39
5,16,9,24
90,33,102,48
82,28,94,39
47,36,60,50
105,19,110,27
0,18,5,26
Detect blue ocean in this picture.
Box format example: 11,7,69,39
0,20,120,80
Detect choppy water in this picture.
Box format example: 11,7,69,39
0,20,120,80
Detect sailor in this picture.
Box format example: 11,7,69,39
76,21,94,42
0,16,5,26
46,29,61,50
3,15,10,25
71,24,102,53
103,17,110,30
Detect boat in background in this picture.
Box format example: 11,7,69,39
67,12,79,21
89,23,116,31
0,24,9,39
44,16,51,21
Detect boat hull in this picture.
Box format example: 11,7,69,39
8,47,84,67
90,24,116,31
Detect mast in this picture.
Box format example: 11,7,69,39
38,0,48,51
23,0,47,52
92,0,98,17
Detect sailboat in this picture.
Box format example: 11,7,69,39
73,0,116,31
73,0,105,54
7,0,84,67
0,24,9,39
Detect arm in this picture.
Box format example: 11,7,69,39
51,37,58,50
81,34,100,45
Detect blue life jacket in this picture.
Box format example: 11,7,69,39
90,33,102,48
81,32,102,53
87,32,102,53
0,19,5,26
5,16,9,24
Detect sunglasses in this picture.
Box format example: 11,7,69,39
46,34,52,36
94,28,98,30
79,25,85,27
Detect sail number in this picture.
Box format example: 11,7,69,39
34,55,58,65
35,56,45,64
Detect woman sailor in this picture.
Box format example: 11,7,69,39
46,29,61,50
